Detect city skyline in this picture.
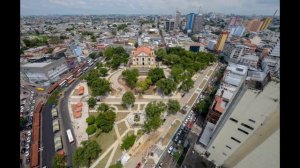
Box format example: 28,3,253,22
21,0,280,16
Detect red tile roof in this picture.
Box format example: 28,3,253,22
133,46,152,56
214,96,224,113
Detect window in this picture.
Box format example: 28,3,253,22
225,145,231,149
238,128,249,135
222,152,227,156
241,123,254,130
148,58,150,61
248,119,256,123
229,118,238,123
231,137,241,143
212,146,215,149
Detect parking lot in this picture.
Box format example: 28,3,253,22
20,86,38,167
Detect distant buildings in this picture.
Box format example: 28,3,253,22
246,19,263,32
21,55,69,87
215,31,229,52
260,17,272,31
175,10,181,30
185,13,204,34
229,26,245,37
165,19,175,32
207,40,217,51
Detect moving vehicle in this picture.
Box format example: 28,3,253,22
36,87,44,91
66,129,74,143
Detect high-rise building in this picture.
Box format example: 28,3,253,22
192,14,204,34
260,17,272,31
202,78,279,167
165,19,175,32
246,19,263,32
175,10,181,29
186,13,197,33
215,31,229,52
229,26,245,37
185,13,204,34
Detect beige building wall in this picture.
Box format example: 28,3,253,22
206,81,279,166
215,32,229,52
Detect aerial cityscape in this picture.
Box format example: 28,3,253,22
20,1,280,168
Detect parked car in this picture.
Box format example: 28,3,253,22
25,144,30,150
168,146,174,154
27,131,31,136
25,150,30,157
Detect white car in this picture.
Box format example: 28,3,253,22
32,100,35,104
167,146,174,154
27,131,31,136
30,112,33,116
25,150,30,157
25,144,30,150
26,137,31,143
31,106,34,111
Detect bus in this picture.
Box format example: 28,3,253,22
66,75,73,80
59,80,67,87
76,71,83,78
66,129,74,143
83,67,88,72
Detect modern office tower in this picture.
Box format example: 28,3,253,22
260,17,272,31
185,13,197,33
165,19,175,32
246,19,263,32
215,31,229,52
175,10,181,29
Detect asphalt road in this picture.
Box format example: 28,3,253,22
40,58,102,167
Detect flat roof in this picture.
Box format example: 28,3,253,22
21,62,51,68
199,122,216,146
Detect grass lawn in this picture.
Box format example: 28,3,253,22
132,104,138,111
110,145,123,166
114,104,127,111
162,120,181,146
126,130,135,136
117,121,128,137
135,129,143,141
95,148,113,168
90,128,117,153
116,112,129,122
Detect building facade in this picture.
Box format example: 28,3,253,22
130,46,156,68
215,31,229,52
21,57,69,87
260,17,272,31
165,19,175,32
229,26,245,37
246,19,263,32
185,13,197,32
175,10,181,29
207,40,217,51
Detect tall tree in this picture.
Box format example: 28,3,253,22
147,68,165,84
156,78,177,95
97,103,110,112
87,97,97,108
170,65,184,83
122,91,135,108
167,100,180,114
95,111,116,132
122,69,139,89
143,101,166,133
180,77,195,92
52,154,66,168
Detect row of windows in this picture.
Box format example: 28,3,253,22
133,58,153,61
241,123,254,130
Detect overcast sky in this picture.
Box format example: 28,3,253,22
21,0,279,16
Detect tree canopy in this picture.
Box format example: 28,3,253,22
122,91,135,107
143,101,166,133
97,103,110,112
85,70,111,96
52,154,66,168
88,52,98,60
170,65,184,83
121,134,137,150
157,78,177,95
122,69,139,89
136,77,152,92
95,110,116,133
72,140,101,167
86,125,97,135
147,68,165,84
109,161,123,168
167,100,180,114
180,77,195,92
104,47,129,69
86,116,96,125
87,97,96,108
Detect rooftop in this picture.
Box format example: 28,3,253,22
21,62,51,68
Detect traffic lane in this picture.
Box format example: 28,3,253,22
41,104,56,167
59,79,81,166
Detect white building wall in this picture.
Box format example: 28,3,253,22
206,81,280,166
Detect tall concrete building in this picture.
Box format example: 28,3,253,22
246,19,263,32
260,17,272,31
192,14,204,34
229,26,245,37
215,31,229,52
165,19,175,32
204,80,279,167
175,10,181,29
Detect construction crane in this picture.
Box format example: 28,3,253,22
272,9,278,18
